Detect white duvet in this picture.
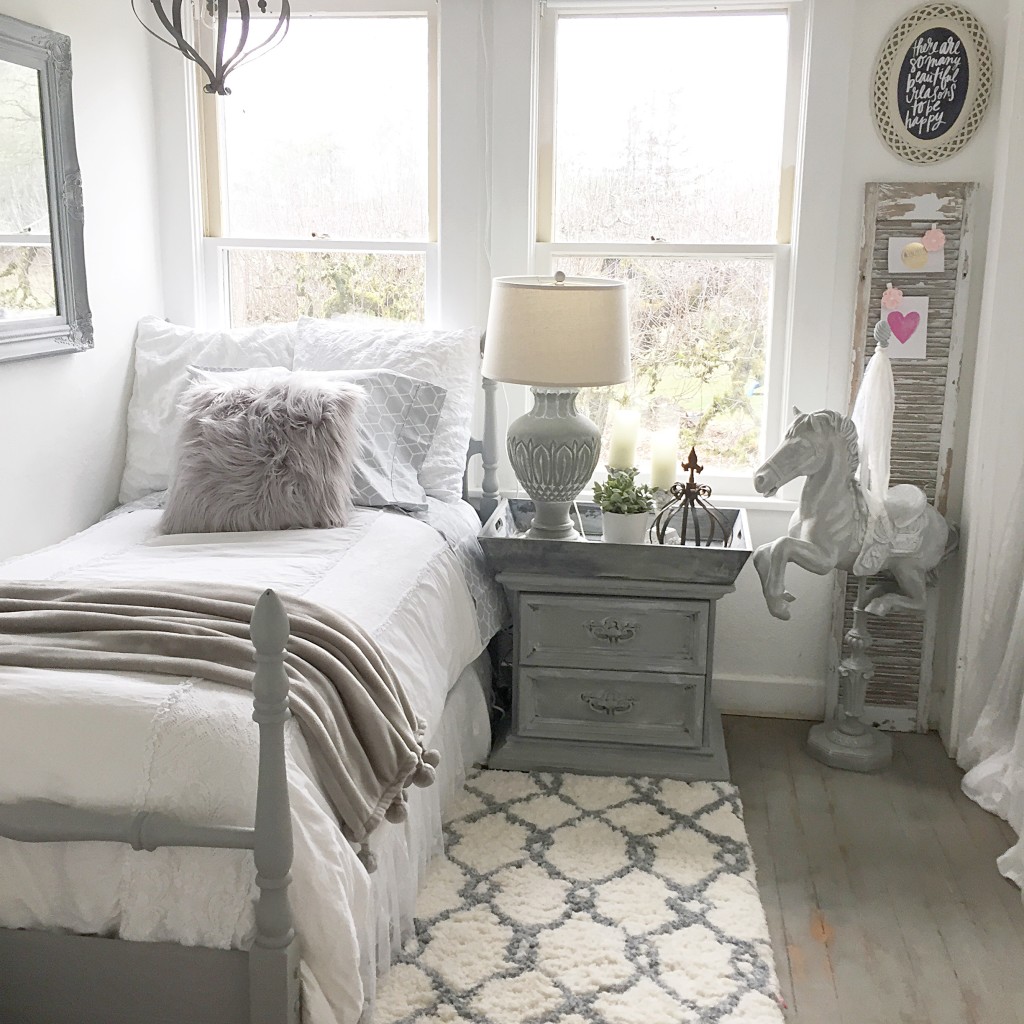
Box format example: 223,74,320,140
0,504,496,1024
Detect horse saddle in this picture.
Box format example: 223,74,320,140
855,484,930,574
884,483,928,529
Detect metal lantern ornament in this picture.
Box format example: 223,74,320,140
650,447,735,548
132,0,291,96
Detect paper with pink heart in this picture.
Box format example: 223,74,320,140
879,295,928,360
887,310,919,343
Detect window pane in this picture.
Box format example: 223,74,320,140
0,62,49,235
0,244,56,319
227,248,425,326
220,17,428,240
554,14,788,244
556,256,772,473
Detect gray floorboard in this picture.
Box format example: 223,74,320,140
724,717,1024,1024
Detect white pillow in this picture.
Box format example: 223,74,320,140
295,316,480,503
120,316,297,503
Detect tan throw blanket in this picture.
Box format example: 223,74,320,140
0,582,439,862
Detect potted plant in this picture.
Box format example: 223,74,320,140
593,467,655,544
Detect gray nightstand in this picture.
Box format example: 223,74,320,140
480,499,751,781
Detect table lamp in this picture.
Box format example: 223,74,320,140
483,273,631,540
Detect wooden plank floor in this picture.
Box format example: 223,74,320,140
724,717,1024,1024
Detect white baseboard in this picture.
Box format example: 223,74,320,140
712,674,825,721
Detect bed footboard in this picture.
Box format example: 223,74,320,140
0,589,300,1024
250,589,301,1024
0,929,250,1024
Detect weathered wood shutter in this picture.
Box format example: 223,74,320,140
828,182,976,732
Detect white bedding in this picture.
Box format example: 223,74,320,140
0,504,499,1024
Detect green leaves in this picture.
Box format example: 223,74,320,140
592,467,655,515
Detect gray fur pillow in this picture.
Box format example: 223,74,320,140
161,371,366,534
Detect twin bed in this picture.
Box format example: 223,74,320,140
0,315,504,1024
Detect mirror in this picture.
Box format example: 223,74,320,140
0,14,91,363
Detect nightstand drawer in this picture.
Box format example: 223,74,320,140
518,667,705,749
519,593,708,673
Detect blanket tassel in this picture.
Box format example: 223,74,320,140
358,843,378,873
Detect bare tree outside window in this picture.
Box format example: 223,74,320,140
228,249,424,325
561,256,770,470
0,60,56,319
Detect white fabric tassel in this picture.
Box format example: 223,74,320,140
851,321,896,575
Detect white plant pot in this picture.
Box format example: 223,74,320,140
601,511,649,544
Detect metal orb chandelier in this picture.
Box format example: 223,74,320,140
132,1,291,96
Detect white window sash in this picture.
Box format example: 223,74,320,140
538,243,783,260
542,1,801,13
209,238,434,253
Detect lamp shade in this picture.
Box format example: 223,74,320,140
482,275,631,387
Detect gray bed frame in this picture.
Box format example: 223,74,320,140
0,379,501,1024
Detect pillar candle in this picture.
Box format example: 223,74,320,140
606,409,640,469
650,429,678,490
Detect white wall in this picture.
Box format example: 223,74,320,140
121,0,1007,720
945,0,1024,750
714,0,1008,720
0,0,164,559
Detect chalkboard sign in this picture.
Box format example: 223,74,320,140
897,27,969,140
873,4,992,165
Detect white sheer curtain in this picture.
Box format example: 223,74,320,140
957,464,1024,893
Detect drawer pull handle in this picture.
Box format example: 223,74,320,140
581,691,637,716
584,617,639,645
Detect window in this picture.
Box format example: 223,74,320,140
536,3,800,482
195,0,807,495
202,4,435,327
0,60,56,320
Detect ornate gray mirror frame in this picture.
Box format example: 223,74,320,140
0,14,91,363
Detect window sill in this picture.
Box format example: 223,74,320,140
706,492,797,515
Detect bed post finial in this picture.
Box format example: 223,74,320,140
252,588,290,654
249,589,300,1024
480,376,501,521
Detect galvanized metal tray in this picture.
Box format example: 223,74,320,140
480,499,751,587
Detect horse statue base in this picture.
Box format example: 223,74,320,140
806,578,892,772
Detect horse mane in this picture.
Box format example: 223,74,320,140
785,410,860,472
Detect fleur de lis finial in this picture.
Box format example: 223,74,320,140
681,447,703,483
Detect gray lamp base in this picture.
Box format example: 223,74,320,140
524,502,583,541
507,387,601,542
806,719,893,773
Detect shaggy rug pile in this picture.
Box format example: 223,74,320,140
375,770,784,1024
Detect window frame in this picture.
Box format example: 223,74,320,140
534,0,806,495
198,0,440,329
188,0,837,505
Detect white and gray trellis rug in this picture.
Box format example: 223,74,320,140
375,770,785,1024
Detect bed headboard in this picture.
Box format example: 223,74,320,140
464,376,501,522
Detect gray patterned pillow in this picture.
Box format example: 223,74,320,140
335,368,447,514
187,366,446,514
161,372,365,534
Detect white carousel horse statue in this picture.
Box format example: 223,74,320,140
752,408,954,620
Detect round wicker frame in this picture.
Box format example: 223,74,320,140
872,2,993,164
